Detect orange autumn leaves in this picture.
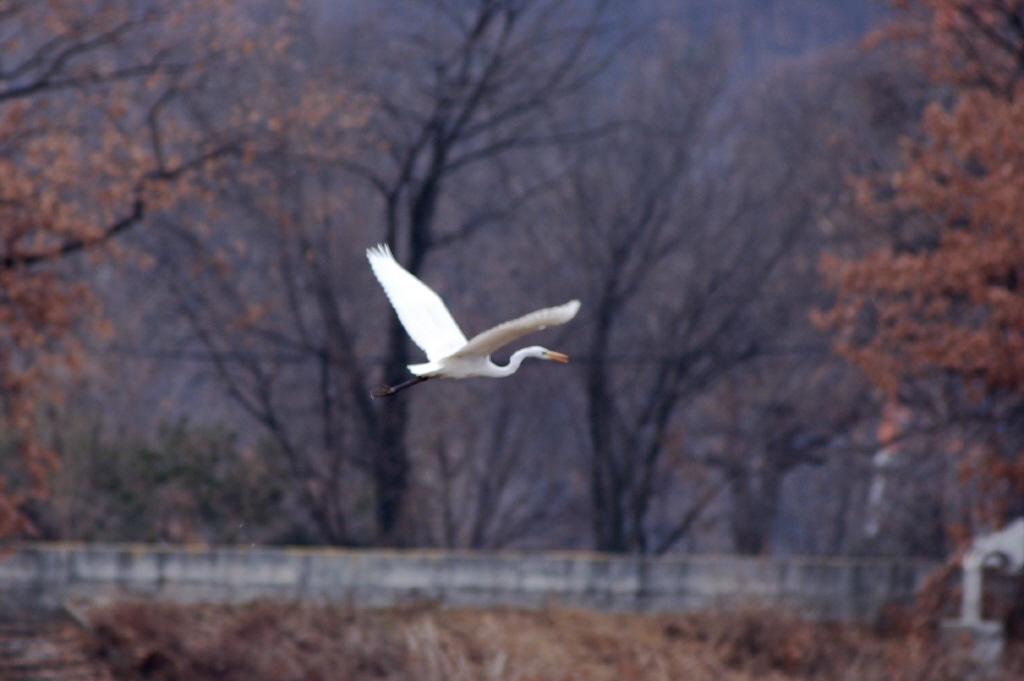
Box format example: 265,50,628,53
820,0,1024,397
818,1,1024,523
0,0,368,541
819,86,1024,394
0,0,231,539
0,3,145,538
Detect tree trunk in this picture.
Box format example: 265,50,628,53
727,457,784,555
374,314,414,542
588,294,628,552
372,177,437,543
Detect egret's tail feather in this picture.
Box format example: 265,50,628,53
408,361,441,376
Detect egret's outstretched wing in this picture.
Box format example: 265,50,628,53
452,300,580,359
367,244,467,361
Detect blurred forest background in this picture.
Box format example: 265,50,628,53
0,0,1021,559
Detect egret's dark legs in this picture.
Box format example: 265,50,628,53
371,375,433,399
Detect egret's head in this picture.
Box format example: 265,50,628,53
516,346,569,363
539,348,569,363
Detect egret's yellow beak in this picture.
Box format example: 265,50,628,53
546,351,569,363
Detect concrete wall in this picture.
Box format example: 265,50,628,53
0,543,939,621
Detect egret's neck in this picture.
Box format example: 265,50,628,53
491,347,544,377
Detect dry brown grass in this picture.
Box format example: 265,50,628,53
77,600,1023,681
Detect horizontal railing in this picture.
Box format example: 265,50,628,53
0,543,939,621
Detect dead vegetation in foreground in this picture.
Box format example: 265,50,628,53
77,601,1024,681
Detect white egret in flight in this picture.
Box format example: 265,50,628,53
367,244,580,398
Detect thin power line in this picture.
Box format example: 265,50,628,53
104,344,831,365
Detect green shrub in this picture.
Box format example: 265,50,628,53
27,416,293,544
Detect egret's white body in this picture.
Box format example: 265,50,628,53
367,244,579,396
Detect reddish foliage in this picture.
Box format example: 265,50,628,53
0,1,152,541
818,1,1024,520
0,0,315,542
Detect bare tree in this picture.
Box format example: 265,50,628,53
691,359,873,554
137,0,620,545
407,376,580,549
549,31,798,553
686,45,932,555
137,48,374,543
551,36,912,554
333,0,620,540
